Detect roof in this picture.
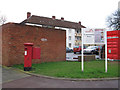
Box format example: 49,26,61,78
20,15,86,29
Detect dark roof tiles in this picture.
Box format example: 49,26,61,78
21,15,86,29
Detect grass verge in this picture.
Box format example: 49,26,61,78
12,60,119,78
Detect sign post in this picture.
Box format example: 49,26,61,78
81,28,84,72
105,29,107,72
81,28,107,72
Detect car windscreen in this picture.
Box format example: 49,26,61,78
74,46,79,48
86,46,95,49
66,47,69,50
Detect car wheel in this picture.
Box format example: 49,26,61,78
74,52,76,54
96,52,99,55
79,51,81,54
91,51,94,54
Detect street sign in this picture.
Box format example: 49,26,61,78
83,29,94,44
81,28,107,73
94,29,105,44
83,28,105,44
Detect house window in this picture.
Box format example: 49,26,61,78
77,30,79,33
75,29,81,33
69,36,71,40
78,42,81,45
79,37,81,40
69,43,71,48
75,36,77,40
75,36,81,40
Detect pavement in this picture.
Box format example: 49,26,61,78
1,65,119,88
2,66,30,83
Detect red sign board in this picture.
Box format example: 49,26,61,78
107,30,120,60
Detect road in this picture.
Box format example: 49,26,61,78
2,75,119,88
1,66,119,88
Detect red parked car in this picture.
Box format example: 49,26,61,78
73,46,86,54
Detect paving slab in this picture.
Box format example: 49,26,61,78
2,66,30,83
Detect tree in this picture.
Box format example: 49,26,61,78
0,15,6,25
106,10,120,30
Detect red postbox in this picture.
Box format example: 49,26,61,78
24,43,34,71
24,43,41,71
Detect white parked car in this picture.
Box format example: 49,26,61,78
83,46,99,54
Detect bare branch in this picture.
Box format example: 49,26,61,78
106,10,120,30
0,15,7,25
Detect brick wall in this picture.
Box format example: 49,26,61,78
2,23,66,66
1,24,11,66
0,26,2,65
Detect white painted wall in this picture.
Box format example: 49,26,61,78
55,27,75,49
68,29,75,49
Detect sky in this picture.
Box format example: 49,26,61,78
0,0,119,28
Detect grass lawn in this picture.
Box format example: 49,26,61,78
12,60,119,78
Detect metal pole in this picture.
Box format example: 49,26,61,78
105,29,107,72
81,28,84,72
99,45,102,59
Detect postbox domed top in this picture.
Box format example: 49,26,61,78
24,43,34,46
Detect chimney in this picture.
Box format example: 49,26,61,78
52,16,56,19
61,17,64,21
79,21,81,25
27,12,31,19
